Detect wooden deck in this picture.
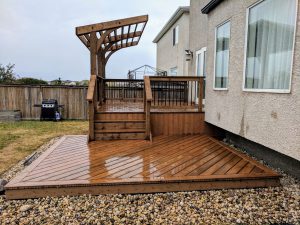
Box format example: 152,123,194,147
5,135,281,199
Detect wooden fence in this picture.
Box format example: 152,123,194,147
0,85,88,120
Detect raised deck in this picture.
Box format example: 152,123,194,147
5,135,281,200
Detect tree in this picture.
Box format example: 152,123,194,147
0,64,16,84
16,77,48,85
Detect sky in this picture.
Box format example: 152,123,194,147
0,0,189,81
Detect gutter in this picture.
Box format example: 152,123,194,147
153,6,189,43
201,0,224,14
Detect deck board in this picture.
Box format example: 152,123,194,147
5,135,281,199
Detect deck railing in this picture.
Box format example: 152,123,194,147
149,76,204,112
103,79,144,101
95,76,204,112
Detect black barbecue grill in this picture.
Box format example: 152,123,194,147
34,99,64,121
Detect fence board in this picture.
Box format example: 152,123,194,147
0,85,88,120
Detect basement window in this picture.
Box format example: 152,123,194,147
170,67,178,76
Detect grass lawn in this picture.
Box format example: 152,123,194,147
0,120,88,175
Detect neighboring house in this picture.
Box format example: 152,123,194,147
153,7,190,76
155,0,300,178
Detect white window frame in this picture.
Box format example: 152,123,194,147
173,25,179,46
195,47,207,77
213,19,231,91
242,0,298,94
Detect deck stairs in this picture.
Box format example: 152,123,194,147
94,111,147,140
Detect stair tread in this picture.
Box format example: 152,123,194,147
95,129,146,133
94,120,146,123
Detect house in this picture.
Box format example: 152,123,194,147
155,0,300,179
153,7,190,76
5,13,284,200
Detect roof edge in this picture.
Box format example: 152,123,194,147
153,6,189,43
201,0,224,14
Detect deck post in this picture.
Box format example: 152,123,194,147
97,53,105,104
198,78,204,112
87,75,97,141
88,102,95,141
144,76,152,140
90,32,98,109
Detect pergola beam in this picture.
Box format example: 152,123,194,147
78,36,89,49
75,15,148,79
97,31,142,51
76,15,148,36
108,41,138,51
107,31,142,43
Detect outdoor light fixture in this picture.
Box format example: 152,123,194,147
185,49,193,61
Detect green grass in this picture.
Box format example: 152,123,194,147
0,121,88,175
0,133,20,150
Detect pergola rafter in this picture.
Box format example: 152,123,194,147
75,15,148,78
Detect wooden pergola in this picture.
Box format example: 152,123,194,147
75,15,148,78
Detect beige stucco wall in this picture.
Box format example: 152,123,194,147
202,0,300,160
156,13,190,76
188,0,210,76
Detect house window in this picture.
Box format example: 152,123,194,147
214,21,230,89
173,25,179,46
196,47,207,77
170,67,178,76
244,0,297,92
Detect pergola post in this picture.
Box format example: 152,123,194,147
75,15,148,141
90,32,98,108
97,52,105,104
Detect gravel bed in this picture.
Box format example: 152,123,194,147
0,138,299,224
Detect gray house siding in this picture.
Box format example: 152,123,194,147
155,12,190,76
188,0,210,76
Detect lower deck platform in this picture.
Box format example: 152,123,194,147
5,135,281,199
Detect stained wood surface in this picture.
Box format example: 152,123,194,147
87,75,96,101
5,135,281,199
151,112,208,136
76,15,148,36
95,101,207,137
0,85,88,120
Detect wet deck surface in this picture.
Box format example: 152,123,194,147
5,135,281,199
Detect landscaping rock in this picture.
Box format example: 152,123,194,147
0,179,7,193
0,173,299,224
19,204,33,212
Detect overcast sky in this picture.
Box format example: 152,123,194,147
0,0,189,81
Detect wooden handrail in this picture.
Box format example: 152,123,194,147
104,78,144,82
87,74,97,141
144,76,153,101
149,76,202,82
87,75,97,102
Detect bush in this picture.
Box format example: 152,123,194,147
16,77,48,85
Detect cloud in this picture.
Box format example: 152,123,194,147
0,0,189,80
